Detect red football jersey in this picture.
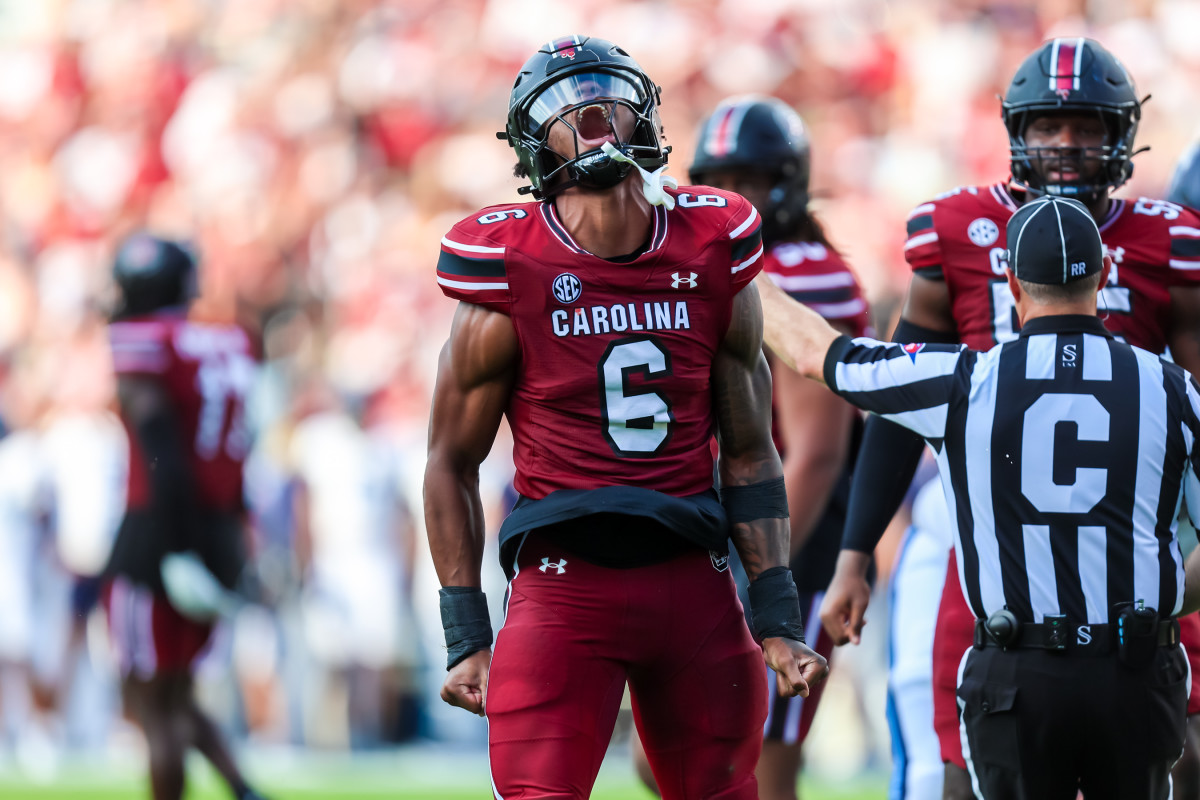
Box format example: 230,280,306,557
437,187,764,500
762,240,869,339
904,183,1200,352
109,312,258,512
761,239,868,457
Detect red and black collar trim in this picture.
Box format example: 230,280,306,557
539,202,668,259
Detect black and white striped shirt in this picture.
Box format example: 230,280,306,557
825,314,1200,625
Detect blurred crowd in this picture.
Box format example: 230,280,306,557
1,0,1200,775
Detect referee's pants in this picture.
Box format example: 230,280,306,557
957,642,1188,799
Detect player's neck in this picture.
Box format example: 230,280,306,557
1010,184,1112,221
1083,195,1111,222
552,177,654,259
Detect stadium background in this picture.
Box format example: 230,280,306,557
0,0,1197,797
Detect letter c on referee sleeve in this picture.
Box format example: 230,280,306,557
1021,394,1109,513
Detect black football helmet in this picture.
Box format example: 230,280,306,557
1168,141,1200,209
689,95,811,245
1002,38,1144,207
501,35,669,199
111,233,197,320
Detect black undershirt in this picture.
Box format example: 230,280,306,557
602,234,652,263
536,513,699,568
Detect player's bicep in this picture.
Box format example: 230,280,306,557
428,303,519,470
900,272,956,335
714,283,776,470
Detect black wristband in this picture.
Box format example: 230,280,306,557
748,566,806,643
722,476,788,523
439,587,493,670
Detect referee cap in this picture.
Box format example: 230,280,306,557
1007,196,1104,285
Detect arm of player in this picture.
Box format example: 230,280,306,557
118,375,200,541
715,281,829,699
1183,548,1200,618
424,301,518,716
822,274,958,645
768,347,857,562
1169,285,1200,379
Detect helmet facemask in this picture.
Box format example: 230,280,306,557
509,68,668,199
1006,107,1139,207
1001,39,1145,208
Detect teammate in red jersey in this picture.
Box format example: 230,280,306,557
818,37,1200,799
425,36,828,799
632,95,867,800
1167,141,1200,797
102,234,267,800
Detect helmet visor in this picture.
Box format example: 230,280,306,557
527,72,644,131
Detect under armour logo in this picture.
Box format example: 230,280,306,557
539,557,567,574
671,272,698,289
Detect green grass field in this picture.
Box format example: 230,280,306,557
0,751,888,799
0,780,886,800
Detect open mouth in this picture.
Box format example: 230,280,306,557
575,104,615,145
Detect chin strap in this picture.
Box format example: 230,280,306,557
601,142,678,209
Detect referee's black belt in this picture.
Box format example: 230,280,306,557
973,617,1180,655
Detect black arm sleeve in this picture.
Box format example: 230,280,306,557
105,389,202,591
840,318,958,553
127,391,200,549
136,407,199,525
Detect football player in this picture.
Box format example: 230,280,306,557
102,234,267,800
425,36,828,799
631,95,868,800
819,37,1200,799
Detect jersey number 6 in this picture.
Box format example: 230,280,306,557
598,337,675,457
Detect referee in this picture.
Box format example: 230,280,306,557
759,194,1199,799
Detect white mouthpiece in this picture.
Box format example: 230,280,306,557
601,142,678,209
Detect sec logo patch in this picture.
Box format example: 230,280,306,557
552,273,582,304
968,218,999,247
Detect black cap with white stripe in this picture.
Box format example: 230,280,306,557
1006,196,1103,285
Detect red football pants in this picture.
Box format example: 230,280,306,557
486,532,767,799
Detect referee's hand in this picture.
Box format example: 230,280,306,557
820,551,873,646
442,649,491,716
762,637,829,698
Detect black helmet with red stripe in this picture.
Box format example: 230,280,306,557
111,233,197,320
1002,38,1143,206
502,35,669,200
689,95,811,245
